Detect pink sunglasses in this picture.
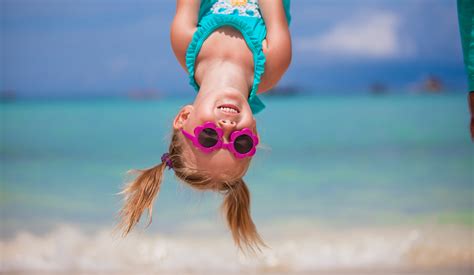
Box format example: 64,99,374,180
181,121,259,159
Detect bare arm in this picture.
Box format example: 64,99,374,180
170,0,201,71
257,0,292,93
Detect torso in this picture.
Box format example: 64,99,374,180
194,26,255,89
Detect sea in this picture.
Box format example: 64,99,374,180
1,93,473,274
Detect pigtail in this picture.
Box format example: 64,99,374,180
116,162,166,236
221,179,265,253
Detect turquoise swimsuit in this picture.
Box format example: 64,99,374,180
457,0,474,92
457,0,474,137
185,0,292,114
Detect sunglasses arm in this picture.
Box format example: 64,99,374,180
181,129,195,139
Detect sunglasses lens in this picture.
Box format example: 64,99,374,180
234,134,254,154
198,128,219,148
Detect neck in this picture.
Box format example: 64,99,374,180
195,59,253,99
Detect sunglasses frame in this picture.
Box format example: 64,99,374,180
181,121,258,159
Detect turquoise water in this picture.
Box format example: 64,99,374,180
1,94,473,237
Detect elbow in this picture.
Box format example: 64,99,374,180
275,43,292,83
257,49,292,94
281,48,292,76
283,39,292,72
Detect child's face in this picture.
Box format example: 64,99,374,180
173,88,257,180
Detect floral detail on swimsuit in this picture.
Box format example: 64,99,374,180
231,0,247,6
211,0,261,18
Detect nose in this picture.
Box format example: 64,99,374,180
217,119,236,142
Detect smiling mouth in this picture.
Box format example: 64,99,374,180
217,104,240,114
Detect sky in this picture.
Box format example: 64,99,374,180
1,0,469,98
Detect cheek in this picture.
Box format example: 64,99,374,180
242,114,257,130
190,105,216,125
239,103,256,127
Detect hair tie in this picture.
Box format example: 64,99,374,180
161,153,173,170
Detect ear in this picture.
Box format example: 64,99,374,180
173,105,193,130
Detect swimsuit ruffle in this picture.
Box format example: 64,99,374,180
185,14,266,114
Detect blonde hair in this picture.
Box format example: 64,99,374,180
116,129,264,252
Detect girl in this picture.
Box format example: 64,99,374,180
117,0,292,252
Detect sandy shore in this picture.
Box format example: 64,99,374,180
1,223,472,275
4,268,473,275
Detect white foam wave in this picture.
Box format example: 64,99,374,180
1,223,472,274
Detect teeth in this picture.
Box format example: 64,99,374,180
219,106,238,113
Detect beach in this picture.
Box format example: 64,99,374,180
1,222,472,274
1,94,473,274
